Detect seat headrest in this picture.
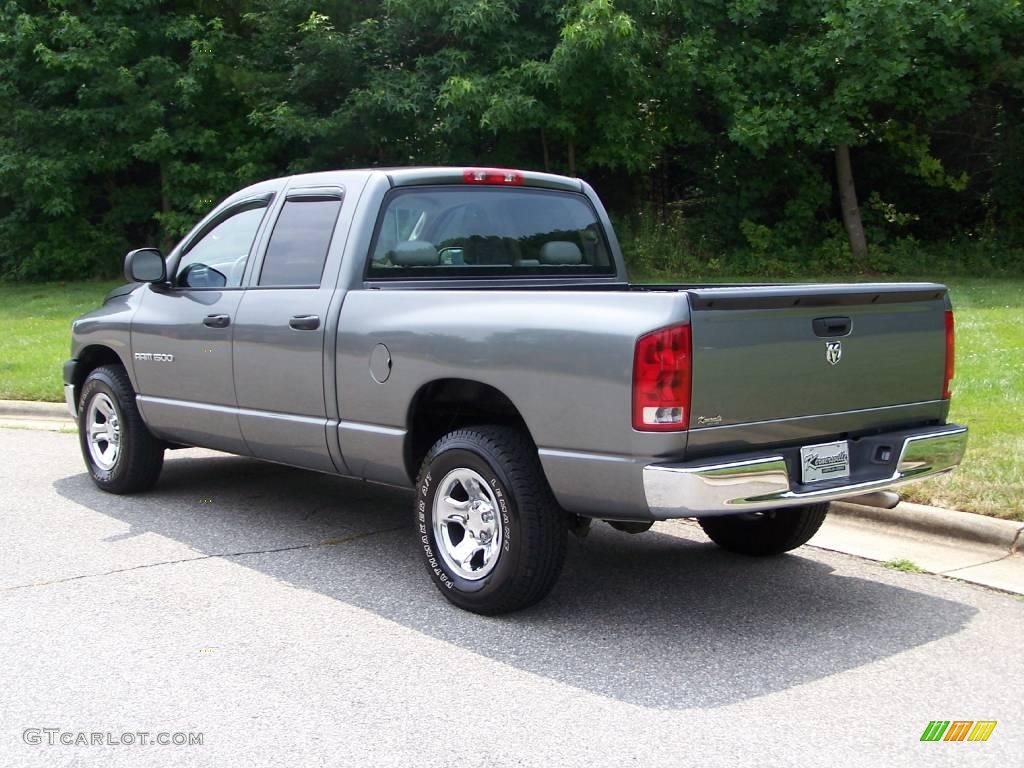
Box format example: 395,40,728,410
391,241,439,266
539,241,582,265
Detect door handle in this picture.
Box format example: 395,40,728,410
812,316,851,337
289,314,321,331
203,314,231,328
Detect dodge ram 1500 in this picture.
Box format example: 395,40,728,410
65,167,968,613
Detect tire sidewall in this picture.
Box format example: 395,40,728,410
416,442,523,603
78,371,128,487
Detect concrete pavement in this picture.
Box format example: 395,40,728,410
813,503,1024,594
1,426,1022,767
0,400,73,433
5,397,1022,595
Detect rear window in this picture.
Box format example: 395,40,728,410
367,187,614,278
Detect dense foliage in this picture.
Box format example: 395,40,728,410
2,0,1022,280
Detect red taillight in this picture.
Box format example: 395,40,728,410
633,324,692,431
943,309,955,400
462,168,524,185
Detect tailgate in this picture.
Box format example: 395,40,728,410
686,283,949,430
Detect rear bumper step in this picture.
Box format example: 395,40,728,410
643,425,967,518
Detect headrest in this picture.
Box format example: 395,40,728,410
539,241,582,265
391,241,439,266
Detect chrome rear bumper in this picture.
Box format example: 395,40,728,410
643,426,967,518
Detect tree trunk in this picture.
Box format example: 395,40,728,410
540,128,550,172
567,138,576,177
835,144,868,263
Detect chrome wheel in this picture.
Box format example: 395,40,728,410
86,392,120,471
432,467,503,581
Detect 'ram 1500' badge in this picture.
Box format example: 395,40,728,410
134,352,174,362
825,341,842,365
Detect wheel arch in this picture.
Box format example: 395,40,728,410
404,378,537,482
71,345,131,406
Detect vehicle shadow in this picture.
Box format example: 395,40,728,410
54,451,976,709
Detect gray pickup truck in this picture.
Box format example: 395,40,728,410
65,166,968,613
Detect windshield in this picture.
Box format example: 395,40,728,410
368,186,614,278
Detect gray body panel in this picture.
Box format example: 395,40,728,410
687,291,948,429
333,288,690,516
684,400,949,459
233,286,338,472
66,167,960,521
131,287,248,454
69,290,139,383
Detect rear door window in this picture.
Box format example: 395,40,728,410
259,196,343,287
368,187,613,278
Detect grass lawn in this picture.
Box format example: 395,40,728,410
0,276,1020,519
899,278,1024,521
0,281,119,402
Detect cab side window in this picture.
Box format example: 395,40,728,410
258,197,343,287
175,203,268,289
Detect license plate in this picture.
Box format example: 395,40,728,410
800,440,850,484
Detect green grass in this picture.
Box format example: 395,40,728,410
0,281,119,402
882,558,926,574
0,275,1021,520
899,278,1024,521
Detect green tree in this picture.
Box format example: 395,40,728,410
0,0,270,278
649,0,1024,260
0,0,1021,279
439,0,659,176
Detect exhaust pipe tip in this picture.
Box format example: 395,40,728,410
839,490,901,510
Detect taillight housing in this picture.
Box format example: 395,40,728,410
633,323,692,431
943,309,955,400
462,168,523,185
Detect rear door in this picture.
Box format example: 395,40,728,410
232,187,345,472
132,196,273,453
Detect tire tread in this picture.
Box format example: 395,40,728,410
79,364,164,494
417,425,566,614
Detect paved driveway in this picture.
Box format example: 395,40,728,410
1,427,1021,767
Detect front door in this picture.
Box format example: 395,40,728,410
232,188,345,472
131,198,272,453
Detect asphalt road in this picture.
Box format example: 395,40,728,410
1,427,1022,767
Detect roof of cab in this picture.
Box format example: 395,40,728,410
223,166,582,207
384,166,582,192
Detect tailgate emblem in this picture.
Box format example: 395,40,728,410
825,341,842,365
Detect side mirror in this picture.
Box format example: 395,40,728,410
124,248,166,283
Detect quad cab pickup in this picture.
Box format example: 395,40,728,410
65,167,968,614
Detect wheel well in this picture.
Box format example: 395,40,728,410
73,345,125,402
405,379,533,481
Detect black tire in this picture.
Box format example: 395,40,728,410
77,364,164,494
415,425,567,615
697,503,829,556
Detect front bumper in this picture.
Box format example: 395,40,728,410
62,359,78,418
643,424,967,518
64,384,78,419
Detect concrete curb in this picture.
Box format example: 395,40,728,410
831,501,1024,554
0,399,70,420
